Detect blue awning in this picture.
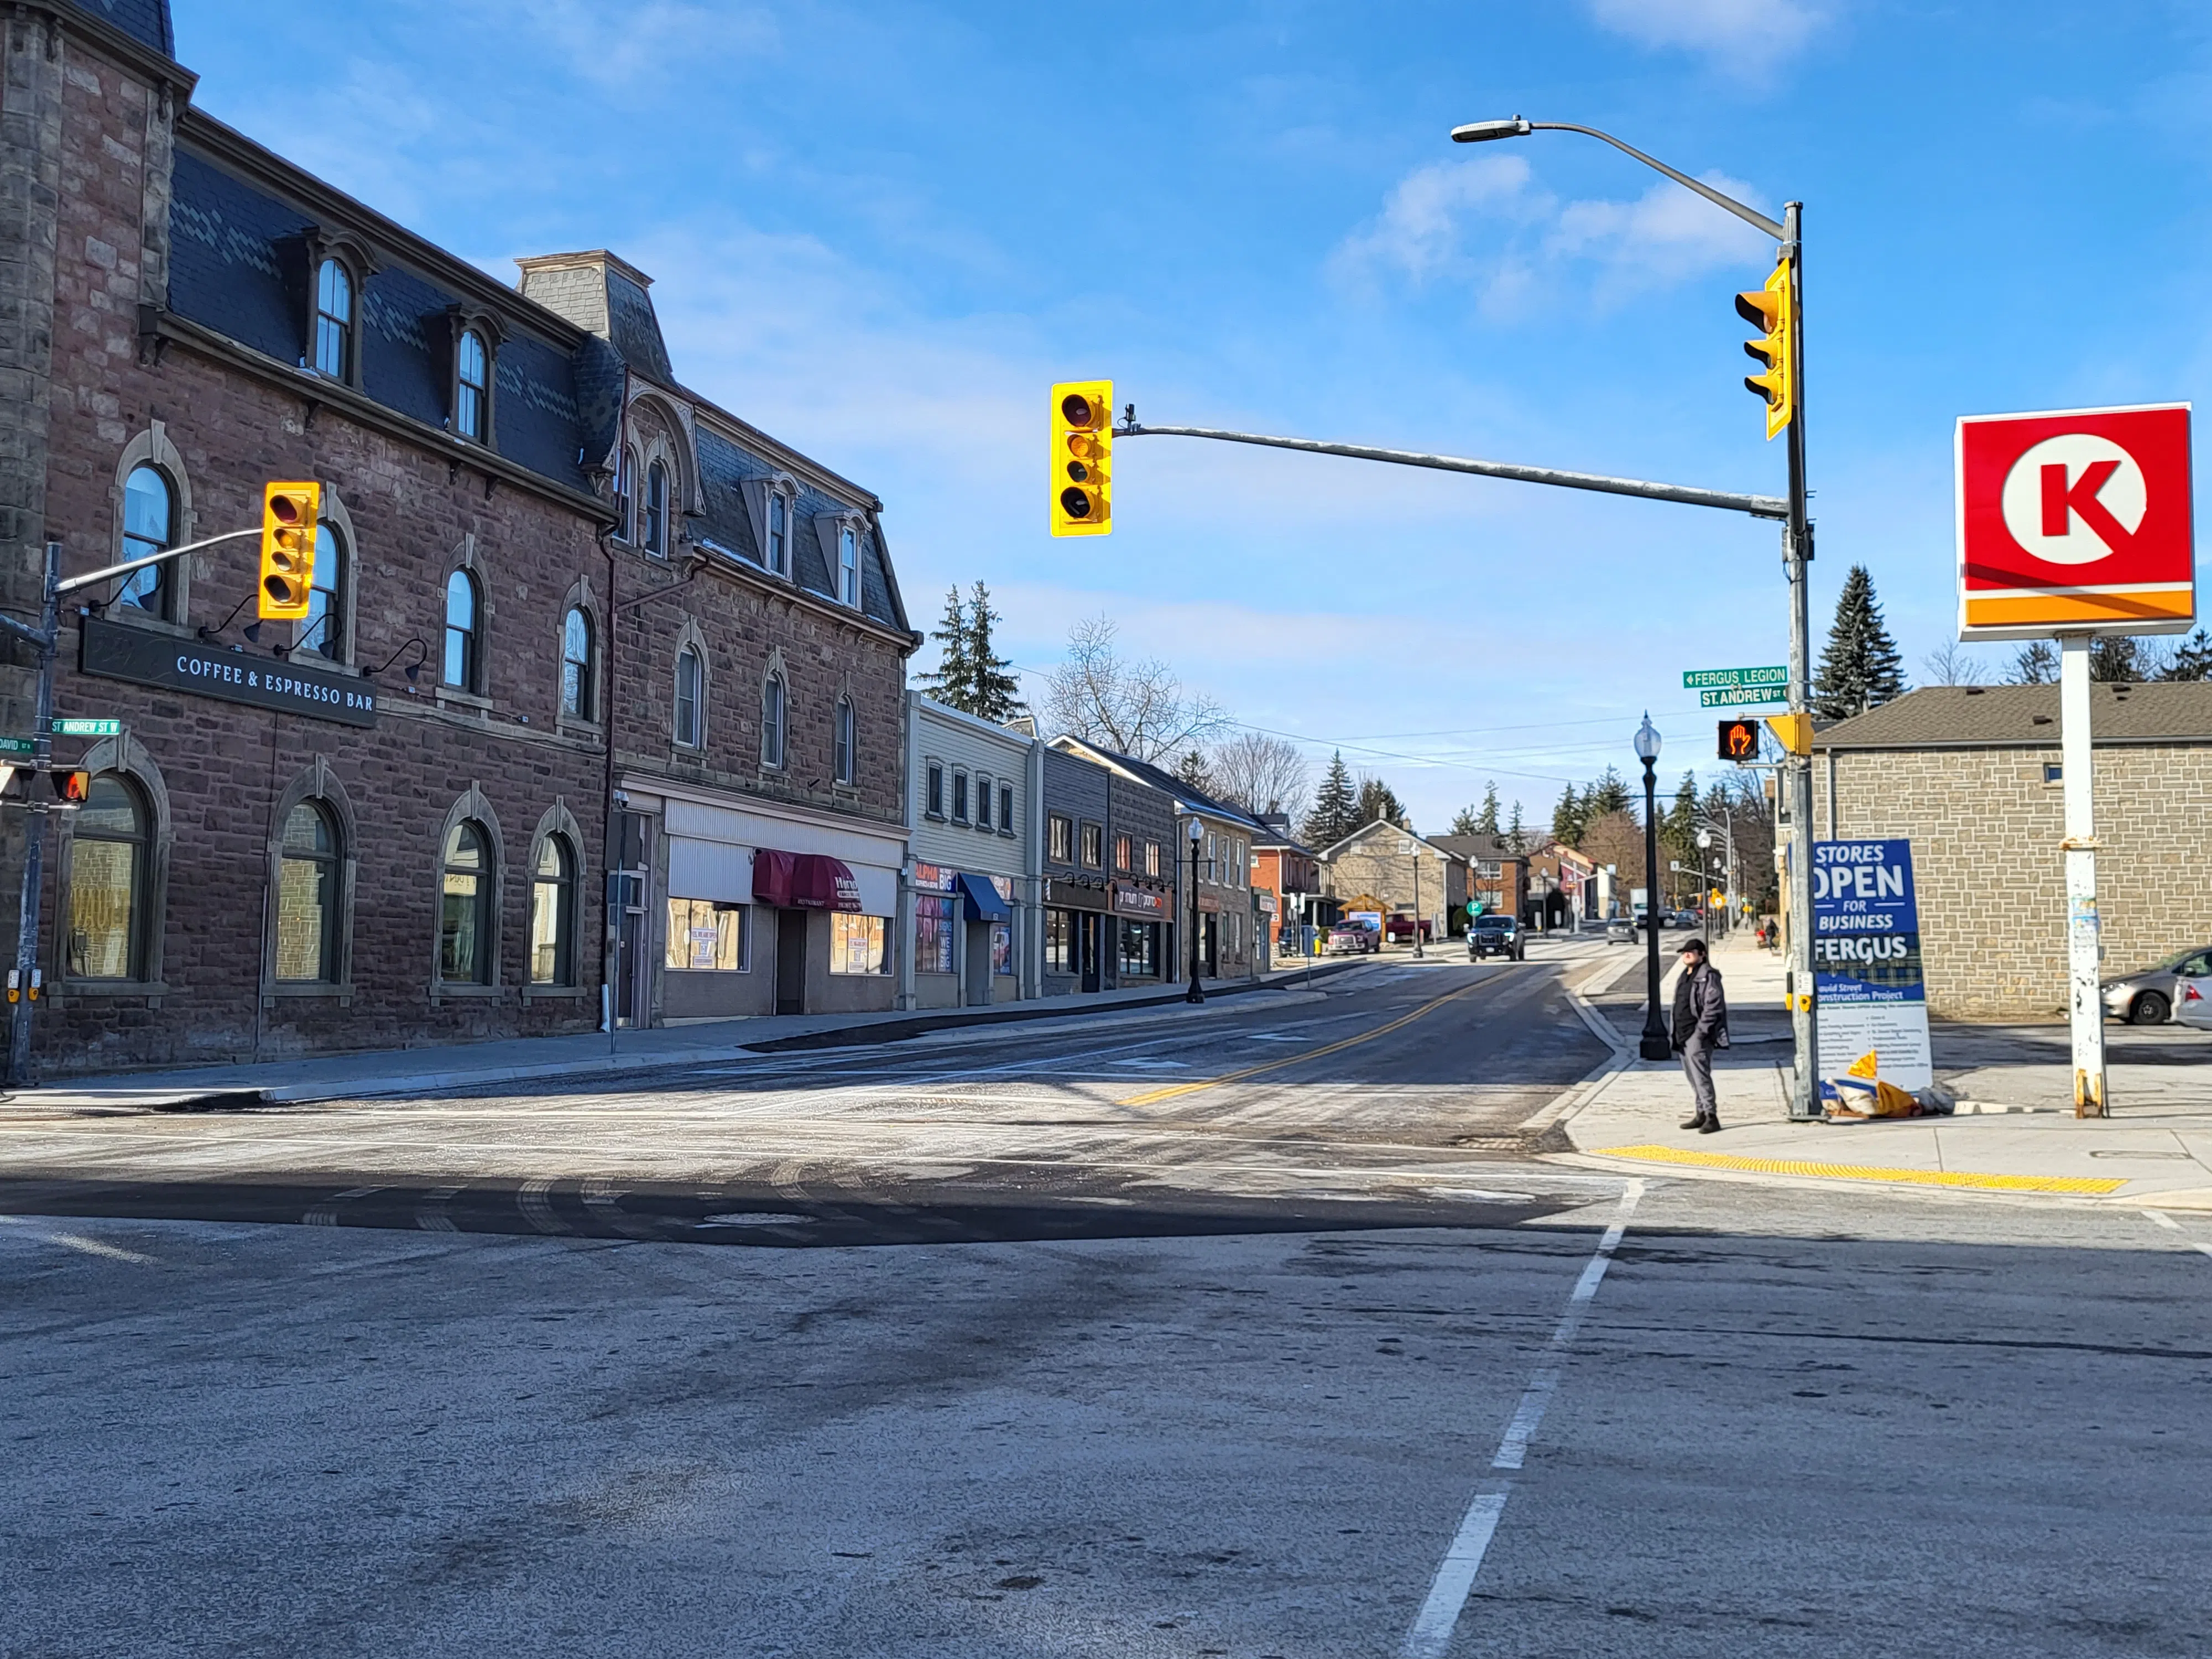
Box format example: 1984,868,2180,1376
956,873,1011,922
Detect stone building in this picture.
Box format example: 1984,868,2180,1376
902,693,1038,1009
1432,832,1525,930
1320,820,1468,945
0,1,912,1075
1811,684,2212,1020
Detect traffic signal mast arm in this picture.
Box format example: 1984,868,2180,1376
1114,417,1787,521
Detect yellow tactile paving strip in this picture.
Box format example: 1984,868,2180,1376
1593,1144,2126,1195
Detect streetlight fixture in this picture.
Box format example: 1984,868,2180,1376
1185,818,1206,1005
1450,112,1818,1119
1399,835,1425,959
1634,714,1672,1062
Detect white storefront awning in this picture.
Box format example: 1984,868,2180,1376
661,797,900,916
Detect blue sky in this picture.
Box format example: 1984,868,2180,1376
176,0,2212,832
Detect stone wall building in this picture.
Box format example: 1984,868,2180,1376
1321,820,1468,944
0,1,912,1074
1812,684,2212,1020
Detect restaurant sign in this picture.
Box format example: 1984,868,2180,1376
80,615,377,728
1112,882,1167,917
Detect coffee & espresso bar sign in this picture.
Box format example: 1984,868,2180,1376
80,615,378,728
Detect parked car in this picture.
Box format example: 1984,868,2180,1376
2101,945,2212,1025
1468,913,1525,961
2175,973,2212,1031
1327,922,1379,956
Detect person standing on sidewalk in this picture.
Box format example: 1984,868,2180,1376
1673,937,1729,1133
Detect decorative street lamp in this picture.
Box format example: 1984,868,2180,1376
1399,836,1425,959
1634,714,1672,1062
1185,817,1206,1005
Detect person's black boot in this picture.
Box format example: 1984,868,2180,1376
1698,1115,1721,1134
1679,1115,1708,1131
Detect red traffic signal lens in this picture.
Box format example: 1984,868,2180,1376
1060,393,1095,427
268,492,305,525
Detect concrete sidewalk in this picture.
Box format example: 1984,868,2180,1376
1547,931,2212,1209
6,960,1366,1114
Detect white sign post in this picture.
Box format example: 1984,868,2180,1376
2058,638,2105,1114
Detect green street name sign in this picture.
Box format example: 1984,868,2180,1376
1683,665,1787,689
1700,685,1788,708
53,718,121,737
0,737,34,755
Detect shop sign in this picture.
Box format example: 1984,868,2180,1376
80,615,377,727
1813,838,1932,1093
1044,876,1109,912
912,862,958,893
1112,882,1167,917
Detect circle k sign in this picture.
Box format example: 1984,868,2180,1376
1955,402,2193,640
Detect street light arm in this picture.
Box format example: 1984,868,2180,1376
1524,122,1786,241
56,526,264,597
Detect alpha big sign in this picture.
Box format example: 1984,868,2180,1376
1955,402,2194,639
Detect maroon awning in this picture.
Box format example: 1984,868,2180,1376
754,849,862,912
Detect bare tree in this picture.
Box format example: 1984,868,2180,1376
1042,615,1228,761
1209,731,1310,821
1921,640,1985,686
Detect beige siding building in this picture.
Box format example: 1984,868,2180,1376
1812,684,2212,1020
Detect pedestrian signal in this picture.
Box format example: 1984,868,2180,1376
1050,382,1112,538
1735,254,1793,440
258,481,321,621
1718,717,1760,760
51,769,90,806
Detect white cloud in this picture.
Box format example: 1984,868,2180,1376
1328,154,1541,288
1545,171,1776,300
1587,0,1830,74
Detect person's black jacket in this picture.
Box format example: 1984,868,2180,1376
1671,961,1729,1052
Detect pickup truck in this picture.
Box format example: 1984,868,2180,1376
1467,914,1525,961
1327,922,1379,955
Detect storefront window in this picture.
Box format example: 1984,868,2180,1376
991,921,1013,976
1119,920,1159,980
275,801,339,983
530,835,576,985
915,895,955,974
65,776,146,980
439,821,493,984
1145,841,1161,877
1044,907,1073,975
831,913,889,975
665,898,747,971
1114,833,1131,872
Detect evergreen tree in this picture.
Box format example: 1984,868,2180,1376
1173,749,1214,793
1813,564,1907,717
1474,781,1501,836
1355,774,1406,829
917,586,971,708
1449,804,1481,837
1552,782,1587,848
1661,770,1699,902
2162,629,2212,681
964,582,1025,721
2006,640,2058,685
1586,766,1631,817
2089,635,2147,682
1303,751,1360,847
1504,799,1525,852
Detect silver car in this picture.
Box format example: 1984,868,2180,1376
2175,974,2212,1031
2101,945,2212,1025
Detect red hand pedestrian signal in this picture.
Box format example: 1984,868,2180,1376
1718,718,1759,761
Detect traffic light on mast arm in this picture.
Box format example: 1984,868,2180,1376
1735,254,1794,441
258,481,321,621
1050,382,1112,537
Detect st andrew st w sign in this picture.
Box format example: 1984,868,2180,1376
1956,402,2193,640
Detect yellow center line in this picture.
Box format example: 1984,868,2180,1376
1116,977,1491,1107
1592,1143,2126,1195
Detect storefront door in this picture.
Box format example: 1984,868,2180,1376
614,812,653,1027
1078,912,1102,993
775,908,807,1014
1202,914,1219,978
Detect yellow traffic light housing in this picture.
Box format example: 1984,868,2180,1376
1765,711,1812,756
258,481,321,621
1050,382,1112,537
1735,255,1793,440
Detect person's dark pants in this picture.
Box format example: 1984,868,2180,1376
1679,1036,1718,1123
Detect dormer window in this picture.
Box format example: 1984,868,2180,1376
767,491,789,577
456,328,489,442
314,258,352,379
645,461,668,557
838,523,859,607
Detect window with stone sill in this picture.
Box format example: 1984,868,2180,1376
455,327,491,442
274,800,340,984
65,775,149,982
116,463,174,619
314,258,353,380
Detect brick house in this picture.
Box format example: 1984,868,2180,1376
1432,832,1525,930
1252,812,1321,957
1321,820,1468,943
1811,684,2212,1020
0,2,912,1075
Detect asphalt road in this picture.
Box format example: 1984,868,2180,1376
5,942,2208,1657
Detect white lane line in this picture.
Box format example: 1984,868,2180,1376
2143,1209,2182,1230
37,1230,158,1264
1401,1179,1645,1659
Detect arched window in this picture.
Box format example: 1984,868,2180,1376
674,644,703,747
761,672,786,769
118,463,172,616
314,258,352,379
439,821,494,984
561,606,593,721
304,520,345,661
833,697,855,785
456,328,489,441
443,568,480,691
838,523,859,606
617,445,638,542
65,776,147,980
530,834,577,985
275,801,339,983
645,461,668,557
766,491,787,576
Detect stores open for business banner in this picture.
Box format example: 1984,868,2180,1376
1813,838,1933,1092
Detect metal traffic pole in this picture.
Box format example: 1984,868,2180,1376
1779,199,1821,1120
4,541,60,1087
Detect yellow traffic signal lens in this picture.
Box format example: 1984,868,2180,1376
258,480,322,621
1050,381,1113,538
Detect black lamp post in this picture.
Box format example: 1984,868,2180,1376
1185,817,1206,1004
1635,713,1672,1062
